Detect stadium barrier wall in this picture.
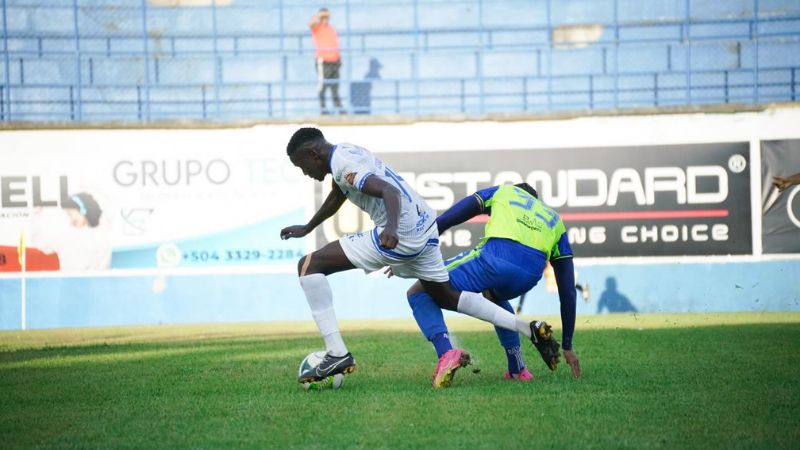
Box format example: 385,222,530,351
1,106,799,330
0,260,797,330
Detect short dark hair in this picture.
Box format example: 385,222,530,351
515,182,539,199
287,127,325,156
62,192,102,227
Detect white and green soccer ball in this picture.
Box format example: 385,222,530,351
299,351,344,391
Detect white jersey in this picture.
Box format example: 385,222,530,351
330,143,436,242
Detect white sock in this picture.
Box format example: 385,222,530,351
299,273,348,356
456,291,532,338
515,317,532,338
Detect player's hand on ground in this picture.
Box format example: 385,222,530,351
280,225,309,240
383,266,395,278
563,349,581,379
378,228,399,249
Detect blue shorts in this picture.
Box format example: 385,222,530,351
444,238,547,301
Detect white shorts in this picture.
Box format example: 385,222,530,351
339,227,449,283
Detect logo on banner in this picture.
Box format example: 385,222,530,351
113,159,231,187
0,176,70,211
156,243,182,267
120,208,155,235
378,144,751,257
728,154,747,173
527,165,732,208
313,144,751,258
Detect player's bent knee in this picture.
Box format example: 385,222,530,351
297,254,314,277
406,282,424,300
438,291,462,311
418,280,456,310
421,283,459,311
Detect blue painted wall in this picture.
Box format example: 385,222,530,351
1,259,798,330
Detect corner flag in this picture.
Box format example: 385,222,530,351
18,232,25,266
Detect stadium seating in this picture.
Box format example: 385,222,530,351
1,0,799,121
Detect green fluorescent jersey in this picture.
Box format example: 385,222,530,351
475,184,571,260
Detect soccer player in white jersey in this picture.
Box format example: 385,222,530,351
281,128,556,384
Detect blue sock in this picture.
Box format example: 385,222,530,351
494,300,525,373
506,346,525,374
408,291,451,357
430,332,453,358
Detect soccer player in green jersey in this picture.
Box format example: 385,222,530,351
404,183,581,387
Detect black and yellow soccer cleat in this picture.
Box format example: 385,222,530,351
529,321,560,371
297,352,356,383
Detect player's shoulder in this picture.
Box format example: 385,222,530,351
331,143,370,168
332,143,372,161
331,143,376,181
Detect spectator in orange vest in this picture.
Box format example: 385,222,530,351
309,8,345,115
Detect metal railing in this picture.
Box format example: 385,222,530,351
1,0,799,122
2,66,797,122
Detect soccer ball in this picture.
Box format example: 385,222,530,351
298,351,344,391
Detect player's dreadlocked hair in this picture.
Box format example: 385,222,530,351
287,127,325,156
515,182,539,199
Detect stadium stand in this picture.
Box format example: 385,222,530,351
1,0,799,121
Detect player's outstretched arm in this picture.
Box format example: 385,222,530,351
280,180,347,240
436,194,483,234
552,256,581,379
360,175,402,249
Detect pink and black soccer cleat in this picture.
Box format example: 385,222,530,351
503,367,534,381
432,348,471,388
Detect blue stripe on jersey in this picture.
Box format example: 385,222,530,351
327,145,337,172
357,172,373,191
383,167,412,202
370,228,439,259
475,185,500,206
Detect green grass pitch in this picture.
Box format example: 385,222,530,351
1,313,799,449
